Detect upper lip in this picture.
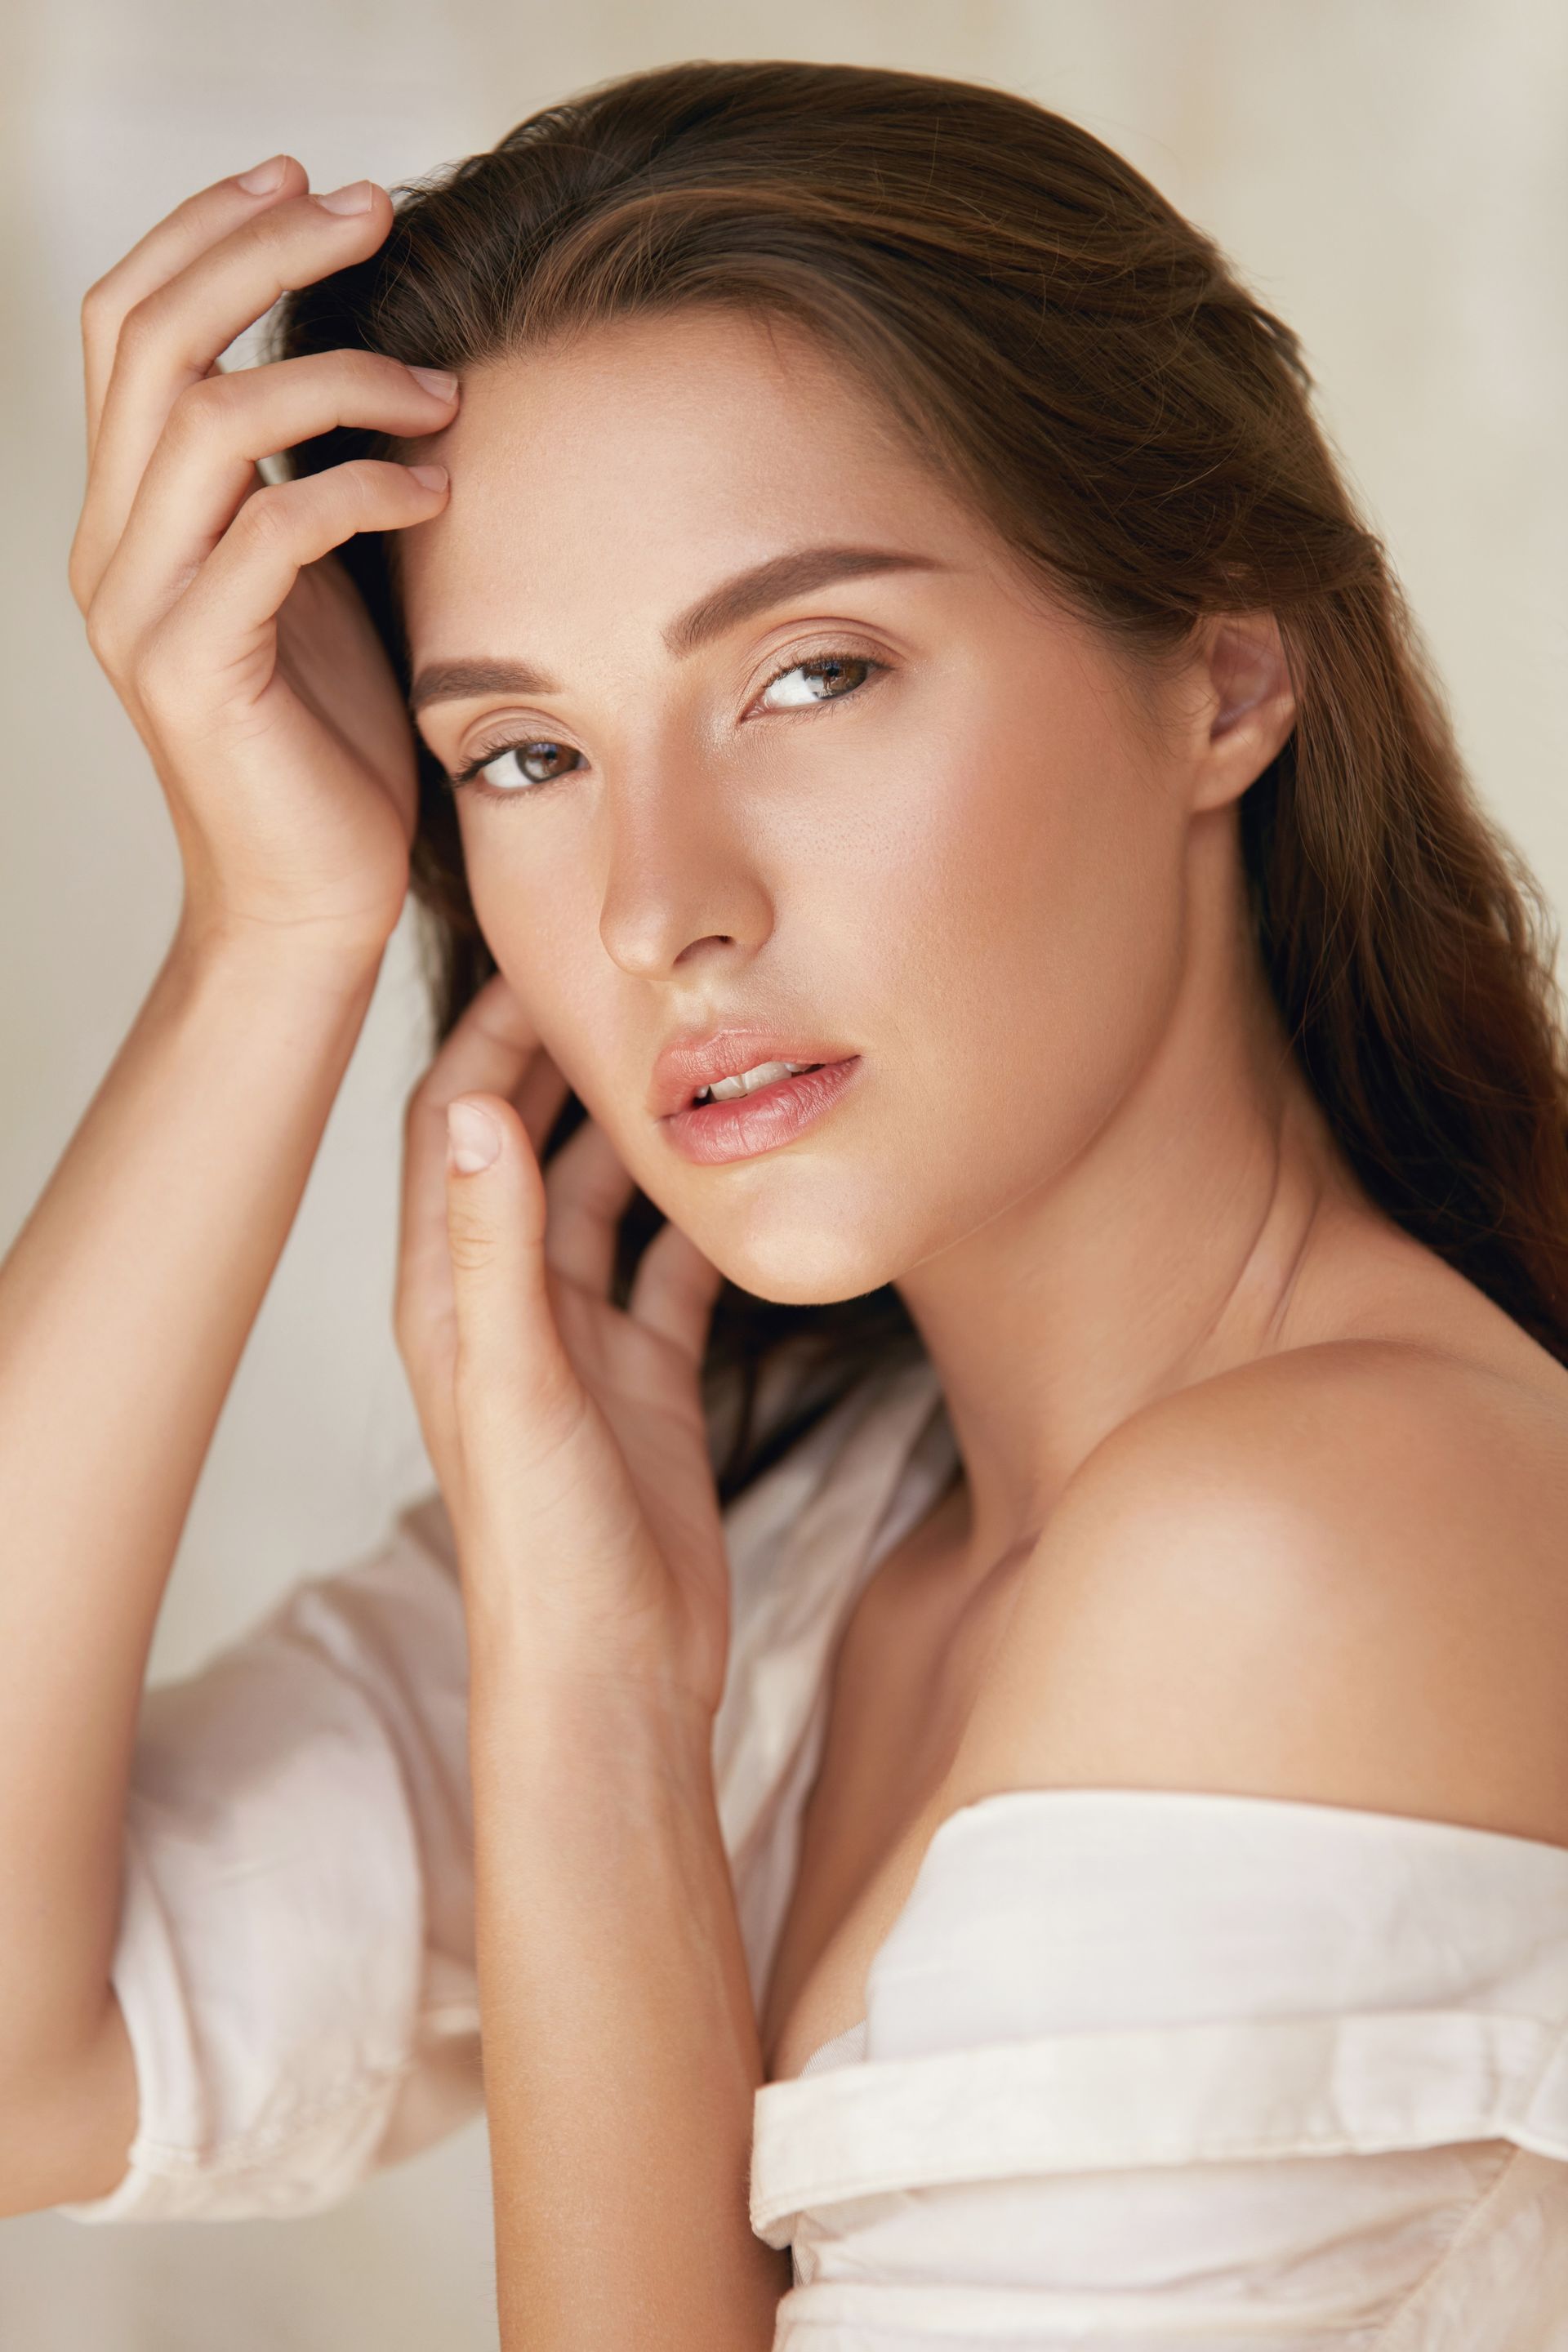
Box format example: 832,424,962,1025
648,1027,857,1120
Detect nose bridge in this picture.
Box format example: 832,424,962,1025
596,737,770,977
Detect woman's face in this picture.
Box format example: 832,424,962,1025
398,306,1221,1304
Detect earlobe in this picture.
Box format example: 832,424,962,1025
1195,612,1297,812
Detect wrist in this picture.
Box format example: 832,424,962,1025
468,1650,719,1786
169,906,390,1002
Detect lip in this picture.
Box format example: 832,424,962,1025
648,1027,859,1122
660,1057,863,1165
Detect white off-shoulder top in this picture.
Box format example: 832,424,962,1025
58,1354,1568,2348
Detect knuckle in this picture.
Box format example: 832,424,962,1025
167,373,231,442
83,590,128,673
348,453,403,497
79,274,118,341
305,345,368,390
236,480,295,547
244,198,307,265
332,459,382,515
343,347,407,396
132,626,188,716
449,1346,516,1432
114,290,162,363
66,535,95,617
390,1298,418,1365
444,1223,497,1280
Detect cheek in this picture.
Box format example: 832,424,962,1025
461,834,616,1056
849,688,1187,1146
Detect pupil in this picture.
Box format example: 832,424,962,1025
521,742,569,782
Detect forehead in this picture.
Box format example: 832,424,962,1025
394,305,1007,662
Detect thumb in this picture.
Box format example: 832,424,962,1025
444,1093,574,1428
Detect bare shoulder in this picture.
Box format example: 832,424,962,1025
944,1334,1568,1847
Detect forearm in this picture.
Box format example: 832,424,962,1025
468,1651,790,2349
0,917,383,2080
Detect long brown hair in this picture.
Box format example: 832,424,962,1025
274,57,1568,1495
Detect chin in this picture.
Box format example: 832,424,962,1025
709,1211,902,1308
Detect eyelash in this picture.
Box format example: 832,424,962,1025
446,646,890,805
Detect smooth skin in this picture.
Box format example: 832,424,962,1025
394,307,1568,2095
2,152,1567,2352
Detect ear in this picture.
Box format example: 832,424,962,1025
1188,611,1297,814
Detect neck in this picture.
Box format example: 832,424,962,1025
895,813,1368,1566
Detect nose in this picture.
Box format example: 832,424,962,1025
596,757,773,979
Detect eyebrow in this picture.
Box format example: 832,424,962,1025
406,543,948,715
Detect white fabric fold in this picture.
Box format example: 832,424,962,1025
57,1356,953,2222
56,1539,438,2220
754,1788,1568,2347
56,1349,1568,2350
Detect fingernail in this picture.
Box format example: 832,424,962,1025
408,365,459,403
314,180,376,216
448,1100,500,1173
238,154,288,195
408,463,448,491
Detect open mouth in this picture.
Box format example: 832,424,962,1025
662,1054,862,1164
690,1058,825,1106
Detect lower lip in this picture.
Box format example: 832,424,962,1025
661,1058,863,1165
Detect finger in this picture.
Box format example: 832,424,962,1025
409,973,549,1129
81,154,309,453
626,1218,724,1362
78,183,393,604
396,974,552,1358
89,353,458,646
444,1093,577,1429
541,1116,639,1297
517,1053,574,1159
138,457,448,697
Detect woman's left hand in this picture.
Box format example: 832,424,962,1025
394,970,732,1721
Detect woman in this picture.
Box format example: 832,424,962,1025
5,53,1568,2347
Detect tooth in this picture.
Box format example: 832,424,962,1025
740,1060,795,1095
704,1058,800,1102
691,1058,830,1106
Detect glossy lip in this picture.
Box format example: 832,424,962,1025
661,1057,863,1165
648,1027,858,1121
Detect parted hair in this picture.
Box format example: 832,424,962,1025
274,56,1568,1497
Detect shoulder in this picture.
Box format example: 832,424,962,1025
944,1339,1568,1845
1032,1336,1568,1601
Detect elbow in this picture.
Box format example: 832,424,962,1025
0,2000,137,2217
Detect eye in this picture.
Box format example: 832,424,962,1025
754,651,885,711
452,738,586,800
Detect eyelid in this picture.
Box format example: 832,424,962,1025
746,634,891,714
446,634,893,793
448,725,584,789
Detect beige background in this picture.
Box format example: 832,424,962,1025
2,2,1564,2343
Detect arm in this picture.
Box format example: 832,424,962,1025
0,926,383,2205
392,991,789,2344
4,147,459,2210
468,1659,788,2347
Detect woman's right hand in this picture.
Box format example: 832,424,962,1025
69,155,460,969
